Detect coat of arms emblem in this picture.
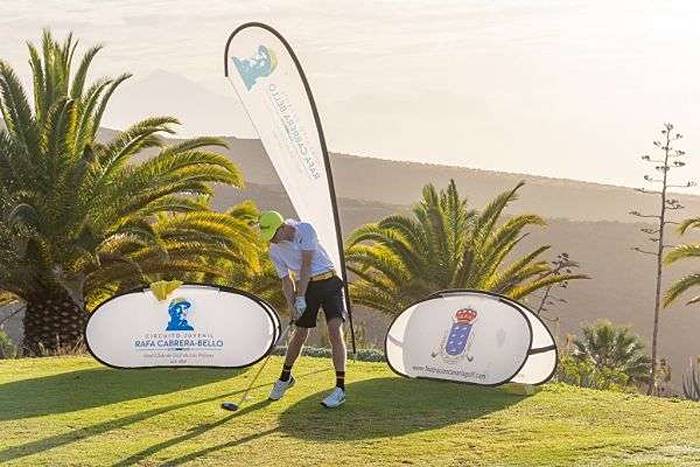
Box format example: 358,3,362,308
432,308,478,363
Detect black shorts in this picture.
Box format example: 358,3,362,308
295,276,347,328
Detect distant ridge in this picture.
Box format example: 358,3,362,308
98,127,700,224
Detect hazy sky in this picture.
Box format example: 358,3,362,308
2,1,700,191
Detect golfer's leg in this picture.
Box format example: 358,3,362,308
327,317,346,378
284,326,309,367
269,326,309,400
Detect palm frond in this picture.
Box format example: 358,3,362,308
664,273,700,307
665,244,700,265
678,217,700,235
0,60,37,149
346,179,584,315
509,273,589,300
69,44,103,99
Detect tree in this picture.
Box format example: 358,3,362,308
571,320,652,386
82,201,263,310
630,122,693,394
0,31,258,352
345,179,587,315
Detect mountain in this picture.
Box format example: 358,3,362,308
100,128,700,224
103,70,255,138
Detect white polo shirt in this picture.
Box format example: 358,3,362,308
269,219,335,279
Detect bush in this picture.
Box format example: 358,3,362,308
562,320,652,391
272,346,385,362
556,353,629,391
0,330,18,359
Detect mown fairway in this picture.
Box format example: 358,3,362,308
1,356,699,466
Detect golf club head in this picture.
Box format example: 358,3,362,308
220,402,240,412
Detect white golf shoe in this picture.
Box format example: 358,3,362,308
268,376,295,401
321,387,346,408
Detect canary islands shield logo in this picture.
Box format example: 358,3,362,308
432,308,478,363
233,45,277,90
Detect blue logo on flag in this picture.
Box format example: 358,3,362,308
432,308,478,363
233,45,278,90
166,297,194,331
445,308,477,356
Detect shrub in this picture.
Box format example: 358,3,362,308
556,353,629,391
0,330,18,359
272,346,385,362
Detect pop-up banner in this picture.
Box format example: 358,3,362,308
223,22,356,352
385,290,557,386
85,284,281,369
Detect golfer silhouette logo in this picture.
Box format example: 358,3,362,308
431,308,478,363
166,297,194,331
233,45,277,90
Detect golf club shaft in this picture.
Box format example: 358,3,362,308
235,322,294,406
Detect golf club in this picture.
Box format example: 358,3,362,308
221,321,294,412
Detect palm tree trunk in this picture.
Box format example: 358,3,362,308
22,290,86,354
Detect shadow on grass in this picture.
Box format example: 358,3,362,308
278,377,525,441
0,368,328,464
0,389,235,463
161,426,279,466
0,367,240,421
113,399,276,467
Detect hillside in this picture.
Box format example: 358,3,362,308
99,128,700,223
2,356,699,466
203,135,700,223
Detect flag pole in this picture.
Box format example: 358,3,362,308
224,23,357,354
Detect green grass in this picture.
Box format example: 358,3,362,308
1,356,699,466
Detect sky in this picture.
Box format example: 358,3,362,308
2,1,700,191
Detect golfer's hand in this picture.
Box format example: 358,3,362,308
293,295,307,321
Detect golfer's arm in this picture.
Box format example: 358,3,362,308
296,250,314,298
281,276,296,310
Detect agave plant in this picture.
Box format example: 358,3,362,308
0,31,259,352
683,360,700,401
346,180,588,315
572,320,652,385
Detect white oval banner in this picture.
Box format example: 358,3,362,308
424,290,559,385
502,296,558,385
86,284,281,369
386,290,535,386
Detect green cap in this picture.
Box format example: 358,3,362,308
258,210,285,242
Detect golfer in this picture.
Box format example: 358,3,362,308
258,210,347,408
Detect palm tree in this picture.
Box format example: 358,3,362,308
0,31,258,352
156,199,288,313
82,204,263,308
345,180,587,315
572,320,652,385
83,197,285,312
663,217,700,307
